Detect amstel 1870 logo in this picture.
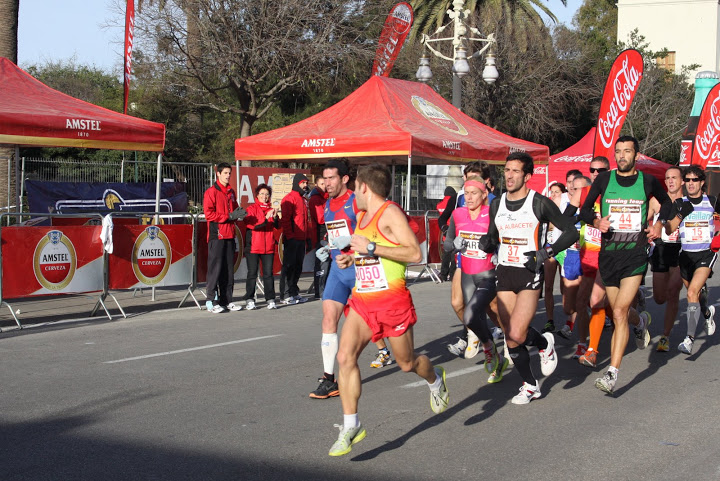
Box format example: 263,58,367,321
132,226,171,285
33,230,77,291
411,96,468,135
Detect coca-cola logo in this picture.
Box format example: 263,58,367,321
695,92,720,161
597,55,643,148
679,141,691,165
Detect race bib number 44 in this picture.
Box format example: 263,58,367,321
354,255,389,292
609,205,641,232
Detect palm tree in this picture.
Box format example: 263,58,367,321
0,0,19,209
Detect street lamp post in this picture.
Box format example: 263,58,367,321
416,0,499,188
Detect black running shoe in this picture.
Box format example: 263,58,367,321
309,377,339,399
542,320,555,334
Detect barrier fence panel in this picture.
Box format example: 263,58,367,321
0,213,107,328
406,210,441,284
105,212,197,313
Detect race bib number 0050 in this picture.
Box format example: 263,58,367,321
354,255,389,292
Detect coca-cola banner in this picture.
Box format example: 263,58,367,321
1,226,104,299
679,139,693,166
593,49,644,161
371,3,414,77
690,83,720,168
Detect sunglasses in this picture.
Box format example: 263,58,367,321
684,177,702,183
589,167,608,173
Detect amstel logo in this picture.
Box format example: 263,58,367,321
132,226,171,285
411,96,468,135
33,230,77,291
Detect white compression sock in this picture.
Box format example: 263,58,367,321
321,333,339,375
427,369,442,391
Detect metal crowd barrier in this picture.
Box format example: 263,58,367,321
406,210,442,285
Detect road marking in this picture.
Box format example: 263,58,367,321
104,335,283,364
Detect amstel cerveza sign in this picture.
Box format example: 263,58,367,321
33,230,77,291
131,225,171,285
411,95,468,136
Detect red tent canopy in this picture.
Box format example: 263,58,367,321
235,76,548,164
0,57,165,152
527,127,669,193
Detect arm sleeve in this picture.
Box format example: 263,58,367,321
443,217,457,252
438,194,457,227
579,175,606,225
535,195,579,253
479,197,500,252
648,175,672,221
668,199,680,219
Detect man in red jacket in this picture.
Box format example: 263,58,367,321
203,162,246,313
280,173,310,304
309,177,329,299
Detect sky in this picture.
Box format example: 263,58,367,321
17,0,583,73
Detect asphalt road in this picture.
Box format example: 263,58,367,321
1,272,719,481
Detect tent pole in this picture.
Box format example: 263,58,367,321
545,161,549,194
154,153,162,224
406,155,411,211
391,163,396,202
235,159,240,196
14,145,19,219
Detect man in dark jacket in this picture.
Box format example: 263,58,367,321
437,186,457,281
203,162,246,313
280,173,310,304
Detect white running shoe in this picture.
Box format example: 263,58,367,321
210,305,226,314
227,303,242,312
678,335,694,355
295,295,308,304
370,350,392,368
595,370,617,395
245,300,256,310
634,311,651,349
267,300,277,310
447,338,467,357
328,424,366,457
511,382,541,405
430,366,449,414
282,296,299,305
539,332,558,376
705,305,716,336
465,330,480,359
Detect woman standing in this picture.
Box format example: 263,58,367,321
244,184,279,309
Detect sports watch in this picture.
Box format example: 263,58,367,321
366,242,376,256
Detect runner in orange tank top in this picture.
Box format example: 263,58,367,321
327,163,449,457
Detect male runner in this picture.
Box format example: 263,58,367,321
328,163,448,456
580,136,671,395
647,166,684,352
309,160,359,399
663,165,719,354
479,152,578,404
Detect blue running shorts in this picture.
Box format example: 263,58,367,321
322,262,356,304
561,250,582,281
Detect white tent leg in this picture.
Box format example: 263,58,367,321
154,153,162,224
406,155,411,211
391,163,396,203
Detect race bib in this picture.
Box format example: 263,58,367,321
354,255,389,292
500,237,529,266
326,219,351,245
459,230,487,259
609,205,641,232
685,220,711,243
584,226,602,246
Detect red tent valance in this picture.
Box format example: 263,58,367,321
0,57,165,152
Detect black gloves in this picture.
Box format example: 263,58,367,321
677,201,694,221
524,246,553,273
228,207,247,221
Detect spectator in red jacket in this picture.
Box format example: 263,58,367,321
203,162,246,314
243,184,279,310
280,173,310,304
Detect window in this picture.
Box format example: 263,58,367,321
656,51,676,72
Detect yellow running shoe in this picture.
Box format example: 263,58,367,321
329,424,366,457
657,336,670,352
430,366,449,414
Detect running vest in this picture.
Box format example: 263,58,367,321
352,201,412,308
653,211,680,244
452,205,495,275
600,171,648,252
679,195,715,252
324,190,358,258
495,191,542,267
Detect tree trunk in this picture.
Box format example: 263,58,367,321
0,0,19,210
